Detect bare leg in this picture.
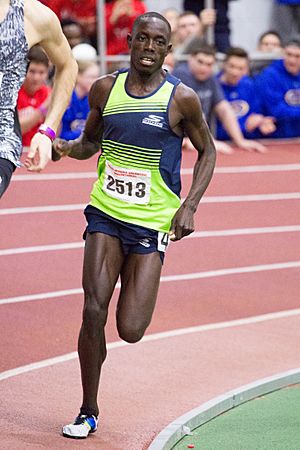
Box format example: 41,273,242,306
116,252,162,343
78,232,124,417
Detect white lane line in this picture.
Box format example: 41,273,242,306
11,163,300,181
0,242,84,256
1,225,300,256
0,203,85,215
2,192,300,215
1,260,299,306
1,307,300,381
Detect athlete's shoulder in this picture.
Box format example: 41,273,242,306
89,72,119,110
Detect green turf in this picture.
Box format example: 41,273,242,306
173,385,300,450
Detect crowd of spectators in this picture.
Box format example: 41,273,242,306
18,0,300,150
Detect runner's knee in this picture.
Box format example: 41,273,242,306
117,321,148,343
82,297,108,336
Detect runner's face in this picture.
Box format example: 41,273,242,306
128,18,171,75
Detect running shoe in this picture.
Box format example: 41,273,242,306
62,414,98,439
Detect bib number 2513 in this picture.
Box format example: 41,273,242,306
103,161,151,204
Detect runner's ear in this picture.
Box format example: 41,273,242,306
127,34,132,49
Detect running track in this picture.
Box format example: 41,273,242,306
0,141,300,449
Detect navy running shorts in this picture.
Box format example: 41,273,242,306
83,205,169,263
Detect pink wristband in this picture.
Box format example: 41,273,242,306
38,124,56,142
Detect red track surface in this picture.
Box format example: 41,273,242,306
1,142,300,449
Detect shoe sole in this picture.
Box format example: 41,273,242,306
62,428,97,439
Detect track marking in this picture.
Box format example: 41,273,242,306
1,225,300,256
1,307,300,381
1,260,299,305
10,163,300,181
2,192,300,215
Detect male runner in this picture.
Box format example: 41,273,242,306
53,12,216,439
0,0,77,198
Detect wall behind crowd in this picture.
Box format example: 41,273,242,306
145,0,274,53
229,0,274,52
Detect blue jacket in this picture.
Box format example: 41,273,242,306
276,1,300,5
216,74,262,140
255,60,300,138
60,90,90,140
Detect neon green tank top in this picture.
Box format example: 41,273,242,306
89,69,183,232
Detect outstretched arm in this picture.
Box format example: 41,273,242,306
170,85,216,241
24,0,78,171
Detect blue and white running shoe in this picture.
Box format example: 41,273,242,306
62,414,98,439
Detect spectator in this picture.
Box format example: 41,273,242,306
255,36,300,138
172,10,216,58
105,0,147,55
250,30,283,75
48,0,98,48
60,61,100,140
161,8,181,71
17,46,52,147
161,7,180,39
183,0,238,52
257,30,283,53
173,11,202,57
61,19,85,49
217,47,276,140
172,45,266,153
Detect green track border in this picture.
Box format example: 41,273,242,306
148,367,300,450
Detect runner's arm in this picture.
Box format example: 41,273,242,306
170,85,216,241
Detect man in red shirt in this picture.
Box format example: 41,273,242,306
106,0,146,55
17,46,52,147
48,0,97,45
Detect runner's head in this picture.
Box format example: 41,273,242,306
128,12,172,75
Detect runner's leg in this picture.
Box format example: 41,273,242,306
116,252,162,343
79,232,125,417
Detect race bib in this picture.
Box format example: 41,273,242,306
157,232,169,253
103,161,151,204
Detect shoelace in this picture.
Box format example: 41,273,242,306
74,415,90,425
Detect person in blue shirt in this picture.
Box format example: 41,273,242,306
172,45,266,153
255,36,300,139
217,47,276,141
60,61,100,140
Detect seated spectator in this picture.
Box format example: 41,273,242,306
173,10,216,58
182,0,236,52
161,7,180,39
255,36,300,138
48,0,97,48
17,46,52,147
257,30,283,53
172,45,266,153
251,30,283,75
60,61,100,140
61,18,85,49
217,47,276,140
105,0,147,55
